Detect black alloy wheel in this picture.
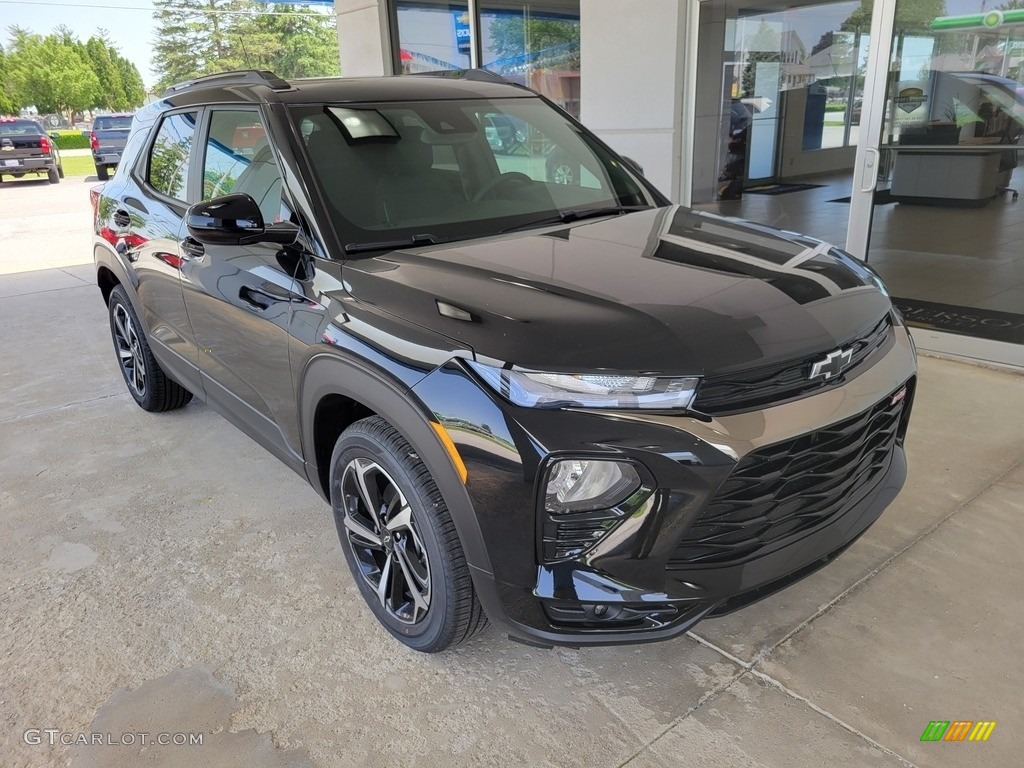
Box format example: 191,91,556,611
342,456,432,625
107,285,193,412
330,416,487,652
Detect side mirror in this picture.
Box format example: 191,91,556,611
621,156,645,177
49,132,61,141
186,193,298,246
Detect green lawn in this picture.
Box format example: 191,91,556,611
61,154,96,178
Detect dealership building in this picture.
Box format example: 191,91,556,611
333,0,1024,368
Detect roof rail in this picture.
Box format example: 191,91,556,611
407,68,510,84
162,69,290,96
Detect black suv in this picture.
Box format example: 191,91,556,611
92,70,916,652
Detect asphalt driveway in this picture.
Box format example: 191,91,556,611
1,178,1022,767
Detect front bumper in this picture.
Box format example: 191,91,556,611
413,322,917,647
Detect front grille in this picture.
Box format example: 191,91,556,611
694,315,892,415
669,385,907,566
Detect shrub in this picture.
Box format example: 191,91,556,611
53,132,91,150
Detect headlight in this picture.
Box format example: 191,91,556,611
466,361,700,410
545,459,641,513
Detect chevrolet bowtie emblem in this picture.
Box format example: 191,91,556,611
808,347,854,381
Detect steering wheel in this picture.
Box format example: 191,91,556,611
473,172,533,202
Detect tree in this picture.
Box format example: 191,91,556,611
0,45,23,115
741,22,782,98
7,33,100,123
239,5,341,78
842,0,947,32
85,35,125,110
153,0,244,90
113,53,146,109
486,14,580,70
152,1,339,90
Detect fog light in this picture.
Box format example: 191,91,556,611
545,459,641,514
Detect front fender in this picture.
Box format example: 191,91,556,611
297,353,494,579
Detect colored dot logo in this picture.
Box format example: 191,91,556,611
982,10,1003,28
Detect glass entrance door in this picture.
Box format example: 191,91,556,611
849,0,1024,364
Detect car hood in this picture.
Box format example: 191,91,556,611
342,205,892,377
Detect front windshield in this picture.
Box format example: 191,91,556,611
289,97,655,249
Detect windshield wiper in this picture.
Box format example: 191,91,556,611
500,205,653,234
344,233,450,255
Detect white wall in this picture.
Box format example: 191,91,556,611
334,0,393,77
778,88,856,179
580,1,689,201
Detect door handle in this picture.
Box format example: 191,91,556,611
112,209,131,228
239,285,271,311
860,147,880,193
180,237,205,261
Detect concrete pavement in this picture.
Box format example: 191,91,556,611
1,180,1022,767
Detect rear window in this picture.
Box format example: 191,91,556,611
94,116,133,131
0,119,44,136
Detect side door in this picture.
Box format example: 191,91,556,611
179,106,304,469
117,109,205,396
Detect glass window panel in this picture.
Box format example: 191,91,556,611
147,111,198,202
480,2,581,118
396,1,471,72
202,110,284,223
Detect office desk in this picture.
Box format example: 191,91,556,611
888,145,1004,206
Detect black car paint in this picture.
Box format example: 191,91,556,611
93,75,915,646
0,118,62,180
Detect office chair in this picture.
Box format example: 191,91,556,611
979,101,1020,201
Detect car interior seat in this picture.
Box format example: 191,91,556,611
232,140,284,223
373,125,466,226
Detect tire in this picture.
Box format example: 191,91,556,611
547,150,580,186
96,164,110,181
330,416,488,652
107,285,193,412
57,162,65,179
47,167,60,184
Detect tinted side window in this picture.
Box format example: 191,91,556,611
202,110,283,222
147,112,198,201
114,127,150,181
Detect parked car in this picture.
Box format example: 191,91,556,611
0,117,63,183
92,70,916,652
90,113,133,180
483,112,527,154
545,144,579,185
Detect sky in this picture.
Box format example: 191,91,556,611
1,0,160,86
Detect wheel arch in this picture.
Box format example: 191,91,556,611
96,264,120,305
299,353,494,576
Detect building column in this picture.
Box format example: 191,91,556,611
334,0,395,77
580,0,696,203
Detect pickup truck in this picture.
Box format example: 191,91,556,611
0,117,64,184
90,114,132,180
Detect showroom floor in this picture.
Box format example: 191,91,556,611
2,179,1023,768
696,165,1024,315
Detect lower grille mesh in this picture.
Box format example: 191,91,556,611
670,387,907,566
